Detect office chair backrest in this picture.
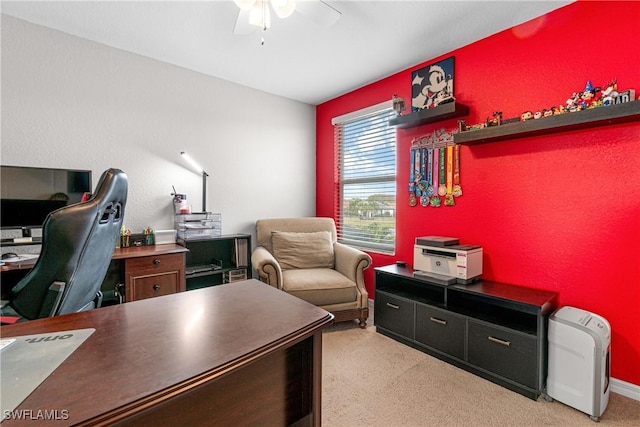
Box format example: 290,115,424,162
9,168,128,320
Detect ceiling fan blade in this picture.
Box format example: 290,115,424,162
233,9,256,35
296,0,341,27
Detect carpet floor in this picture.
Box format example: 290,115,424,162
321,317,640,427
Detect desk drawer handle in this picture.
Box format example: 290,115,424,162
386,302,400,310
153,284,160,291
430,317,447,326
488,336,511,347
153,259,161,265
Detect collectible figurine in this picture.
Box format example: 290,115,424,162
392,94,406,117
578,80,600,109
534,111,542,119
485,111,502,127
543,108,553,118
521,111,533,121
566,92,581,112
601,79,618,106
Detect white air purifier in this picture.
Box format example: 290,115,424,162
546,306,611,422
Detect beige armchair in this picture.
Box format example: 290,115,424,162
252,217,372,328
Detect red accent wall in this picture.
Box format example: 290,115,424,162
316,1,640,386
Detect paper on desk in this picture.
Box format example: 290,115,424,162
0,328,95,420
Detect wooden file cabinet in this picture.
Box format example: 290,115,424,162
112,244,187,303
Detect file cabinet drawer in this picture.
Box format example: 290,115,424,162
125,253,183,274
467,320,537,388
129,272,179,301
374,291,415,339
415,304,465,360
125,252,185,302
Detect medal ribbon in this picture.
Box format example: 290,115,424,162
427,148,433,184
409,148,415,187
446,145,453,195
454,144,460,187
414,149,421,182
433,147,439,190
439,146,446,188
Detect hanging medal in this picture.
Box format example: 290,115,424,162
426,147,435,197
408,148,417,206
420,148,429,206
452,144,463,197
430,147,441,207
438,146,447,197
444,144,455,206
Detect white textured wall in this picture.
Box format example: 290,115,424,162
1,15,316,241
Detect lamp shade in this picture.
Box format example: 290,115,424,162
272,0,296,18
180,151,204,174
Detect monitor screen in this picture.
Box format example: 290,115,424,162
1,165,92,230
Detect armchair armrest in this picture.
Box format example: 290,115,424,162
334,242,372,297
251,246,283,289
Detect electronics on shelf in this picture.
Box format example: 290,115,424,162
413,236,482,285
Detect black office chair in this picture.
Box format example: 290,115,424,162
2,168,128,322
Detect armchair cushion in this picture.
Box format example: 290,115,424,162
282,269,356,306
271,231,334,270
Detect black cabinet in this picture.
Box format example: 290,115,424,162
375,291,415,339
179,234,251,290
415,304,466,360
374,265,557,399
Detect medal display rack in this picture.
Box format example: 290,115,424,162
408,128,462,208
454,99,640,145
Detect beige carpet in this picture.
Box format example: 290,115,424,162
321,318,640,427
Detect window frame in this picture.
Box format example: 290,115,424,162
332,101,397,254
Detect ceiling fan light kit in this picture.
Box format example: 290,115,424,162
235,0,296,29
232,0,341,43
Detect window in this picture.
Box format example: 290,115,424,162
333,102,396,254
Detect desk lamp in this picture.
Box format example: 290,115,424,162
180,151,209,213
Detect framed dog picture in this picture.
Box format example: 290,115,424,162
411,56,455,111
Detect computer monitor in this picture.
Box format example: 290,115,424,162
1,165,92,236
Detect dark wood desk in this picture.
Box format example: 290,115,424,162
1,279,333,426
1,244,188,273
1,244,188,302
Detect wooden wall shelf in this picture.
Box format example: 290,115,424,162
389,101,469,129
454,100,640,145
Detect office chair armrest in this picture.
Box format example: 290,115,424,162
38,281,66,318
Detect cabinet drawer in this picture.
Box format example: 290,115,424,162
374,291,415,339
415,304,465,360
467,320,537,388
125,253,183,274
130,272,179,301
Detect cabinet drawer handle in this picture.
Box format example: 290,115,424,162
153,284,160,291
429,317,447,325
153,259,161,265
488,336,511,347
386,302,400,310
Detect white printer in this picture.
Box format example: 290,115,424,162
413,236,482,285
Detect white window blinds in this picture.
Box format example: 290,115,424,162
333,105,396,254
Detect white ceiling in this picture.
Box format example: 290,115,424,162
1,1,572,105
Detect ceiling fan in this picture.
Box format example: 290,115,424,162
232,0,341,38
